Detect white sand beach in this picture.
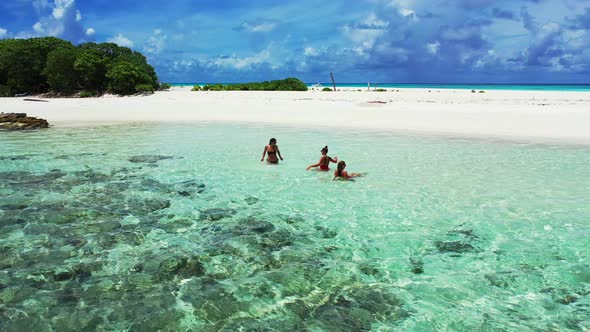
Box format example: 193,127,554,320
2,86,590,145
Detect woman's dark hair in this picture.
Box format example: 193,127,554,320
336,160,346,177
269,138,277,144
321,146,328,153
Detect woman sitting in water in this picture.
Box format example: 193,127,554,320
261,137,283,164
333,160,363,180
306,146,338,171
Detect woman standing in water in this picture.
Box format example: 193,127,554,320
306,146,338,171
333,160,363,180
261,138,283,164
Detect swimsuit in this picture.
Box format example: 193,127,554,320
319,156,330,170
267,148,278,163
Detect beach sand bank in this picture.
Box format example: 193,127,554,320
2,86,589,145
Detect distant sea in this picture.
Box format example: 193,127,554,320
170,83,590,92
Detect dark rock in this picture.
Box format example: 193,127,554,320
220,317,304,331
448,228,479,239
0,112,26,119
0,315,52,332
281,214,305,225
199,208,237,221
0,113,49,130
128,155,174,163
181,279,242,322
0,203,28,211
435,241,475,253
286,299,312,318
58,282,83,303
541,288,581,305
359,262,380,276
410,258,424,274
128,309,184,332
127,197,171,215
235,219,275,234
140,178,166,189
316,226,337,239
54,270,76,282
174,180,205,195
336,295,353,307
311,304,372,332
156,257,187,281
86,219,121,233
347,287,404,316
72,169,111,183
557,295,577,305
132,263,144,272
259,229,293,251
0,155,32,160
4,169,64,185
244,196,259,205
156,256,204,281
484,271,516,287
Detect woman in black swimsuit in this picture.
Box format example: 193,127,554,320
261,138,283,164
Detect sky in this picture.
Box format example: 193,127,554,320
1,0,589,83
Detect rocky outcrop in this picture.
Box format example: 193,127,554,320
0,113,49,130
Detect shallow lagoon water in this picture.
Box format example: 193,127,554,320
1,123,589,331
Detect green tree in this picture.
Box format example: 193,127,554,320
44,47,78,94
74,47,106,92
0,37,74,95
106,53,158,95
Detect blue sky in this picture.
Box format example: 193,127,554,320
1,0,589,83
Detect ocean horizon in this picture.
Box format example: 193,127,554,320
169,83,590,92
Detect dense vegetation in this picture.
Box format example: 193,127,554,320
194,78,308,91
0,37,160,97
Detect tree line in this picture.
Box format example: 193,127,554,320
192,78,308,91
0,37,160,97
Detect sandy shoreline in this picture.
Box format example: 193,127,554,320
2,86,590,145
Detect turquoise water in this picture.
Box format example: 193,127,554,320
311,83,590,92
170,83,590,92
1,123,589,331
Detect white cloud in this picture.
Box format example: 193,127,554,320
172,59,195,71
52,0,74,19
52,7,64,19
342,14,390,55
107,33,134,47
33,22,45,34
426,41,440,54
33,0,50,14
28,0,92,43
304,47,319,56
235,21,278,33
86,28,95,36
399,8,417,21
250,23,276,32
213,48,271,69
144,29,167,55
0,28,8,39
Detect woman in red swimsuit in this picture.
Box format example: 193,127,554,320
261,138,283,164
306,146,338,171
